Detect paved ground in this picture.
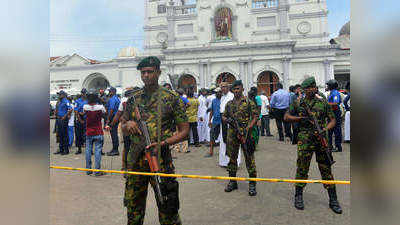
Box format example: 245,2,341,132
50,119,350,225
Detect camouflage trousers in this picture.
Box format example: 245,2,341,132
124,168,181,225
226,131,257,177
171,140,188,153
295,149,335,189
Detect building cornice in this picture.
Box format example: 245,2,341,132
250,7,278,14
290,32,329,39
162,41,296,54
167,14,197,21
50,63,119,72
294,45,337,52
289,10,328,20
143,25,168,31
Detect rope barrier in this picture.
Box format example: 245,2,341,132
50,166,351,185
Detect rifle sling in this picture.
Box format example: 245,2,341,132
156,89,162,168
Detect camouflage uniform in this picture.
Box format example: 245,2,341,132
122,87,187,225
289,96,336,189
224,97,259,178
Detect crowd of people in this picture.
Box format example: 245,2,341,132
52,55,350,225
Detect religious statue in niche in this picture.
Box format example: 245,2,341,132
215,8,233,41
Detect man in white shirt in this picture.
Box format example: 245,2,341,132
219,82,241,167
205,90,216,143
197,89,208,144
259,91,272,136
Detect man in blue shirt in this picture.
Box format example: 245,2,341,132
105,87,121,156
326,79,343,152
74,88,88,155
205,88,222,157
54,90,72,155
270,83,292,141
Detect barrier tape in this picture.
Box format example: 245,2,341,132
50,166,351,185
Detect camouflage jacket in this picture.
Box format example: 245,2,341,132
223,97,259,135
289,96,334,134
122,86,188,169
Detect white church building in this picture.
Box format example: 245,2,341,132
50,0,350,96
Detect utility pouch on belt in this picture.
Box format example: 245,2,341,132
158,178,180,214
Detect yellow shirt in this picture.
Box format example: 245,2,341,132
186,97,199,123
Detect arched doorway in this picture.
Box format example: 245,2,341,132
178,74,197,94
216,72,236,86
257,71,280,96
83,73,110,91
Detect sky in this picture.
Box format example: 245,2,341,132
50,0,350,61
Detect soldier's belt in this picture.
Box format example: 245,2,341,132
50,166,350,185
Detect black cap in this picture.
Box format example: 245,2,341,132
326,79,338,89
137,56,161,70
58,90,67,96
109,87,117,93
81,88,87,94
231,80,243,89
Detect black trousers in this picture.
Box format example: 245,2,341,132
75,120,86,148
189,122,199,145
57,118,69,153
328,110,342,150
273,108,292,140
260,115,271,135
110,121,119,152
222,121,228,144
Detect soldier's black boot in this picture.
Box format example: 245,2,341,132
294,186,304,210
54,150,62,154
225,172,238,192
328,187,343,214
249,181,257,196
225,180,238,192
75,147,82,155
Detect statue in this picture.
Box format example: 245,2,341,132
215,8,233,40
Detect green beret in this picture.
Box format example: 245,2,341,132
231,80,243,89
301,77,316,89
137,56,161,70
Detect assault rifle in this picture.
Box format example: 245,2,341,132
225,117,254,154
132,96,167,209
300,101,335,166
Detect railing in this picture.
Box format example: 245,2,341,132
252,0,278,8
174,4,197,15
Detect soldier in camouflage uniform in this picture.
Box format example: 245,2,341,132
222,80,259,196
284,76,343,214
120,56,189,225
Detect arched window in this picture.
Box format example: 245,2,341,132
215,8,233,41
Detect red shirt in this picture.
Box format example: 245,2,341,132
84,103,106,136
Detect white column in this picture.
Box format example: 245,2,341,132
118,70,123,87
278,0,289,40
199,62,204,88
323,59,332,84
282,57,290,90
239,61,245,81
167,1,176,47
207,60,211,87
247,59,254,91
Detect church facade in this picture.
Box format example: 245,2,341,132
50,0,350,95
